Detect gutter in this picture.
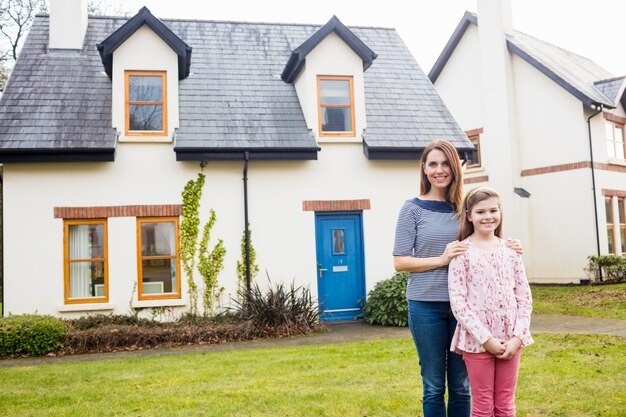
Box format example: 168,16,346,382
587,104,603,280
243,151,251,294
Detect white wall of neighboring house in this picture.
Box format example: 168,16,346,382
112,26,180,143
2,140,418,317
432,18,626,282
432,25,483,131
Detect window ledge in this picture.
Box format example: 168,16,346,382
119,136,172,143
132,299,187,308
607,158,626,167
318,137,362,144
58,303,115,313
464,166,485,174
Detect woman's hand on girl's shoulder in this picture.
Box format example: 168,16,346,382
440,240,468,265
506,238,523,255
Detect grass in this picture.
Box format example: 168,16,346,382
531,283,626,320
0,334,624,417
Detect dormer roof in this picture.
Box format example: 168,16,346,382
281,15,378,83
96,6,192,80
429,11,620,109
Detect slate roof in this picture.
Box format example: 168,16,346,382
429,11,622,109
0,12,471,163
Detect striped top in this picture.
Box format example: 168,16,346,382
393,198,460,302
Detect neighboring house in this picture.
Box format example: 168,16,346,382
429,0,626,282
0,1,471,319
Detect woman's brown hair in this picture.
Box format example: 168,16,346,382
420,139,464,211
458,186,503,241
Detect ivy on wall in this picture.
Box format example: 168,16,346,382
180,165,227,316
236,226,260,296
198,209,226,315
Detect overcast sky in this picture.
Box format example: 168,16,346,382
125,0,626,77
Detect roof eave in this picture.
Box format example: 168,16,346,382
281,15,377,83
0,148,115,163
96,6,192,80
507,41,615,109
174,146,320,161
429,11,477,83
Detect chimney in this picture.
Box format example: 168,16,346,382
49,0,88,51
475,0,524,241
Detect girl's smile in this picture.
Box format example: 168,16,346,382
468,197,501,236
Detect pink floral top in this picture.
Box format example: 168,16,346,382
448,238,534,353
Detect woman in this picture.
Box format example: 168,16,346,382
393,139,521,417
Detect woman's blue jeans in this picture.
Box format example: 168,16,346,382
408,300,470,417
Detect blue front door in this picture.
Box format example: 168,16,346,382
315,212,365,321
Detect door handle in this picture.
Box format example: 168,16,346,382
318,263,328,278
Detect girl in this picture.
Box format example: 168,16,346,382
448,187,533,417
394,140,523,417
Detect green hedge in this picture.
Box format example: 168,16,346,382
585,255,626,283
361,272,408,326
0,314,66,357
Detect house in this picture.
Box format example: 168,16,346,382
0,1,471,319
429,0,626,282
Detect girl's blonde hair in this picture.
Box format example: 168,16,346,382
420,139,464,211
458,186,503,241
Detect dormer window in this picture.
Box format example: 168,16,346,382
125,70,167,136
318,75,355,137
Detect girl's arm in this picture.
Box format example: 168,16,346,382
512,253,534,347
448,254,493,346
394,240,467,272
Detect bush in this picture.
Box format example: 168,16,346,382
0,314,66,357
233,278,319,335
361,272,408,326
65,314,161,331
585,255,626,283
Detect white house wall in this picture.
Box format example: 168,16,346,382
433,25,483,130
112,26,180,142
3,142,418,317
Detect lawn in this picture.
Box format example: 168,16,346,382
1,334,624,417
531,283,626,320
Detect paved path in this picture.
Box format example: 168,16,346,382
1,314,624,368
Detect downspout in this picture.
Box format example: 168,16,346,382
243,151,251,294
587,105,603,280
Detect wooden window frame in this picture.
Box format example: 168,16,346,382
467,134,482,169
605,120,625,160
614,197,626,256
136,217,181,301
63,219,108,304
125,70,168,137
606,196,616,255
317,75,356,137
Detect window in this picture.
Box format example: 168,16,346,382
615,197,626,256
125,71,167,136
318,75,355,137
466,134,482,168
137,217,181,300
605,196,626,255
605,197,615,254
64,220,108,304
605,120,625,159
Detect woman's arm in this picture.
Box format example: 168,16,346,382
394,240,468,272
512,253,533,347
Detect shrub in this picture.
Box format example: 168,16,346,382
585,255,626,283
233,277,319,335
65,314,161,331
361,272,408,326
0,314,66,357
